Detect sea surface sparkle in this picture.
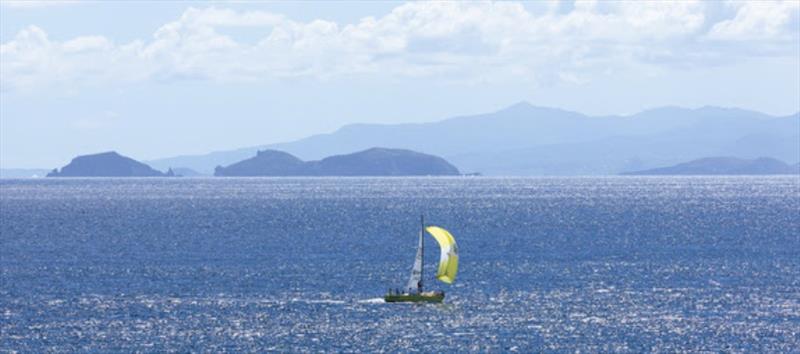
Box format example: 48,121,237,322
1,177,799,351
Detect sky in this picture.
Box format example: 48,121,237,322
1,0,799,168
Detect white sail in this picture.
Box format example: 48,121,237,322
405,230,423,293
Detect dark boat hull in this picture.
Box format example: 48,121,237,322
384,292,444,303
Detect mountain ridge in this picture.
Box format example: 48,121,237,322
622,157,800,175
146,103,800,175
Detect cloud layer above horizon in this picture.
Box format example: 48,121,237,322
3,1,799,91
1,0,799,169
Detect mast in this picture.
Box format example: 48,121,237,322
420,214,424,293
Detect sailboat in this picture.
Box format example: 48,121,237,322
385,216,458,303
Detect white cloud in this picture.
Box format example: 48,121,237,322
61,36,111,53
1,25,152,90
1,1,798,91
707,0,800,41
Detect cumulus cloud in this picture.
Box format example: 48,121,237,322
1,1,798,91
707,0,800,41
1,26,152,90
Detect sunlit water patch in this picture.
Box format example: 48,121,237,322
1,177,799,351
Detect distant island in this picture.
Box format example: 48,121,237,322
42,148,460,177
47,151,174,177
214,148,461,176
622,157,800,175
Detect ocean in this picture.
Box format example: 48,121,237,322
1,177,799,352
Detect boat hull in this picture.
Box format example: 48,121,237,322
384,292,444,303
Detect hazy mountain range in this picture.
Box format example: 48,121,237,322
147,102,799,175
623,157,800,175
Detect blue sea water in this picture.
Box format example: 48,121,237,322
1,177,799,352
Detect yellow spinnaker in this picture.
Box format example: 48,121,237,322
425,226,459,284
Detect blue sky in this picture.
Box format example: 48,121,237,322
1,0,799,168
